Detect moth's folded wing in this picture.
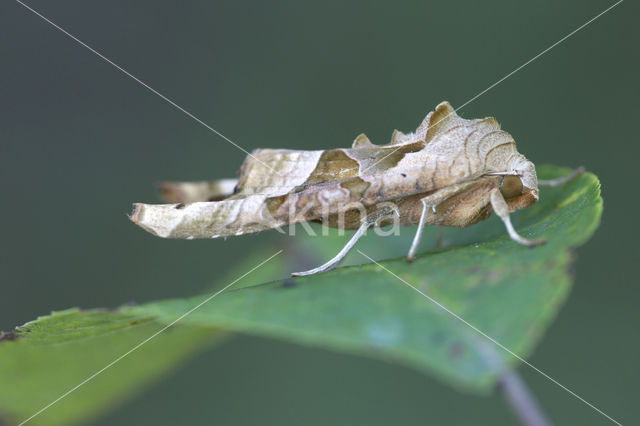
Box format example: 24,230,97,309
233,148,326,196
132,148,374,240
130,195,283,239
158,179,238,203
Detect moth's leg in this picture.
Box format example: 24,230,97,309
406,182,472,262
490,188,545,246
538,166,584,187
291,221,370,277
291,208,398,277
407,199,436,262
158,179,238,203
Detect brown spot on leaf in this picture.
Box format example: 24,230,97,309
0,330,18,342
449,342,464,359
466,266,480,275
282,280,296,288
485,269,504,283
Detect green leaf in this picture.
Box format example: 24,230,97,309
0,309,219,426
0,248,288,426
0,165,602,424
130,165,602,391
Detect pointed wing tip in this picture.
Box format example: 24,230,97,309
127,202,173,238
128,203,143,225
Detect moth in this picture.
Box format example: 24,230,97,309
130,101,582,276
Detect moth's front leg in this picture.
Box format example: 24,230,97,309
538,166,585,187
490,189,545,247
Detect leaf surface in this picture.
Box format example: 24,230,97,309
0,166,602,425
0,309,218,426
132,166,602,390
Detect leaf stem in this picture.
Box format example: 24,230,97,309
498,368,552,426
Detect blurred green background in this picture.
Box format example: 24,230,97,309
1,0,637,424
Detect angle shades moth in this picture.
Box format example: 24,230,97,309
130,101,582,276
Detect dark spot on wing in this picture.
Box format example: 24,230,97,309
265,194,288,215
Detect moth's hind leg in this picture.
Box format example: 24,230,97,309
291,207,399,277
158,179,238,204
538,166,584,187
291,221,370,277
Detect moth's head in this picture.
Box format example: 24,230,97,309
494,155,539,211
